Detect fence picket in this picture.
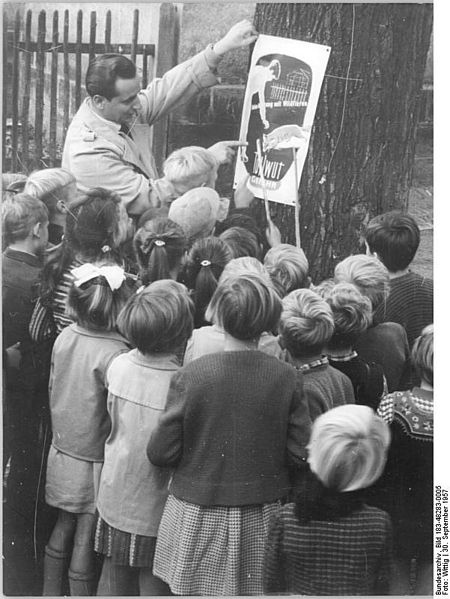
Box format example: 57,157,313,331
131,10,139,64
75,10,82,109
63,10,70,138
11,11,20,171
22,10,32,169
89,11,97,63
49,10,59,166
35,10,46,169
105,10,111,53
2,12,7,164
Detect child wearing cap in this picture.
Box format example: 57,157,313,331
263,404,393,595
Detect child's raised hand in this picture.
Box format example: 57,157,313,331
234,173,254,209
213,20,259,56
266,220,282,248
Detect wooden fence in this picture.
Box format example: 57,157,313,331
3,4,180,174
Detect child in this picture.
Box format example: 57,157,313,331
263,404,392,595
147,273,312,596
334,254,411,391
2,193,49,514
375,324,433,595
168,186,229,244
95,280,194,596
24,167,77,245
219,225,262,259
184,258,282,362
264,243,310,297
133,217,187,285
180,236,232,328
161,145,219,201
32,187,134,338
317,281,386,410
279,288,355,421
364,211,433,347
43,262,133,596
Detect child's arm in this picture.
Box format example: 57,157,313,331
263,511,287,594
147,370,186,467
286,372,312,466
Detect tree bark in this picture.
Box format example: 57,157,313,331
251,3,432,281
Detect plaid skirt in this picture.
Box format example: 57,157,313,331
94,516,157,568
153,494,281,596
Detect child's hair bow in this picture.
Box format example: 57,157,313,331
72,263,126,291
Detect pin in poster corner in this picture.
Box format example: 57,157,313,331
234,34,331,207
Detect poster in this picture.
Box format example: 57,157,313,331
234,34,331,206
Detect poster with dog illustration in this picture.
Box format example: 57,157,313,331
234,34,331,206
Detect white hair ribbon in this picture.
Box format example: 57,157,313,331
72,263,126,291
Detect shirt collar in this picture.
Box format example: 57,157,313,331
86,98,121,133
3,247,42,267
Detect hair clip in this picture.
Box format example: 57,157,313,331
201,260,211,267
154,239,165,247
101,245,111,253
136,285,145,294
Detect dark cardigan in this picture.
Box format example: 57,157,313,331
147,350,311,506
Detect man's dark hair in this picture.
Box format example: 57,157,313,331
85,54,136,100
364,210,420,272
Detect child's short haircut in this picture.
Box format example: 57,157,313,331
183,236,232,326
2,173,27,197
67,263,133,331
219,226,261,260
334,254,390,310
2,193,48,245
205,257,273,323
264,243,309,297
308,404,391,492
118,280,194,354
411,323,433,386
364,211,420,272
163,146,218,190
214,213,263,247
317,281,372,349
280,289,334,358
24,168,76,220
133,217,187,285
208,273,282,340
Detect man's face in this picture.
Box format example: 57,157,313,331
101,76,141,126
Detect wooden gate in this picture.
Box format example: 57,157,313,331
2,4,180,174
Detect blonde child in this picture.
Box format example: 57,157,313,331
264,243,310,297
334,254,411,391
148,273,311,596
375,324,433,595
317,281,386,410
24,167,77,245
95,280,194,595
264,404,392,595
279,288,355,421
43,263,133,596
162,145,219,200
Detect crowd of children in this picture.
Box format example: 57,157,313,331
2,144,434,596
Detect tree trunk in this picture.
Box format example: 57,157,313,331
251,3,432,281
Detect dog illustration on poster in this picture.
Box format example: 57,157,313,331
235,35,330,206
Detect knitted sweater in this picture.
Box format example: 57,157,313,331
301,363,355,422
374,271,433,348
263,502,392,595
147,350,311,506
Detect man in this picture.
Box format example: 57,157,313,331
62,20,258,216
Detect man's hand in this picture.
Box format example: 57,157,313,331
234,174,254,209
213,20,259,56
208,141,248,165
